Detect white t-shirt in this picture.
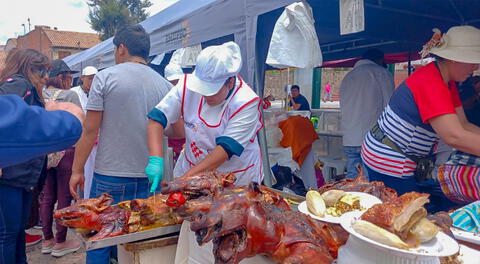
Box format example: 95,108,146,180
340,59,395,146
70,86,88,111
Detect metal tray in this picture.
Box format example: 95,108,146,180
75,224,181,251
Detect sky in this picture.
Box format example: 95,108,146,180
0,0,179,45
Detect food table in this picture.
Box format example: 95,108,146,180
61,170,479,264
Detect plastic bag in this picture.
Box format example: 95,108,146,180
266,1,322,69
264,111,286,148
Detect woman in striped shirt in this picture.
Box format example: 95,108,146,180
361,26,480,199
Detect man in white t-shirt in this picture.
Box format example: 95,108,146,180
340,49,394,179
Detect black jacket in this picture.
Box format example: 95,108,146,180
0,74,47,190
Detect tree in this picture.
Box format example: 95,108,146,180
88,0,152,40
120,0,152,23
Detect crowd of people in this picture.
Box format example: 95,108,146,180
0,19,479,264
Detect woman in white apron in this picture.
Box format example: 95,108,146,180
146,41,263,189
145,42,264,264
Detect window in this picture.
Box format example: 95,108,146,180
58,51,71,59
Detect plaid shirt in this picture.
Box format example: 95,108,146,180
446,150,480,167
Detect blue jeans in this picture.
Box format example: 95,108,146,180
0,184,33,264
86,173,150,264
344,146,367,179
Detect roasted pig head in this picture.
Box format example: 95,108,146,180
161,171,236,199
54,193,114,231
54,194,131,240
191,183,343,264
55,193,182,240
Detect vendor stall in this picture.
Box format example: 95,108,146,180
56,170,480,264
58,1,480,263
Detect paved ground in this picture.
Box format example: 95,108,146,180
26,228,85,264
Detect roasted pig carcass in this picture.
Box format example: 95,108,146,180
318,167,397,202
353,192,440,249
190,183,348,264
54,193,182,240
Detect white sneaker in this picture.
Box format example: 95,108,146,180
41,238,55,254
51,240,81,257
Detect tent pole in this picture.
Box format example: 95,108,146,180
254,60,273,188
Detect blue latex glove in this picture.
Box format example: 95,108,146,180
145,156,164,193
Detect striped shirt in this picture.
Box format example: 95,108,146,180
361,62,462,178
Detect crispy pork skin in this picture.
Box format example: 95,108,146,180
360,192,429,233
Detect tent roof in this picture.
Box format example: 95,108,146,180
64,0,480,82
64,0,294,73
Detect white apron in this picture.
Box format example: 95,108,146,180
173,75,263,186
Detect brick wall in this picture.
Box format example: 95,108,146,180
264,69,295,100
16,26,53,59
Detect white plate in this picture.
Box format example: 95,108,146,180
340,212,459,257
451,227,480,245
297,191,382,224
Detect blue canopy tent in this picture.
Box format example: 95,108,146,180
64,0,480,185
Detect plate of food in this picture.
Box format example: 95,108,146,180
297,190,382,224
340,192,459,257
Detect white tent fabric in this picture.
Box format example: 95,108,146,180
64,0,298,87
266,1,322,69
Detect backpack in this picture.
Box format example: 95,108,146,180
46,90,66,169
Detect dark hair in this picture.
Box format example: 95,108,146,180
113,24,150,60
0,48,50,83
291,85,300,91
46,72,72,89
362,49,384,63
